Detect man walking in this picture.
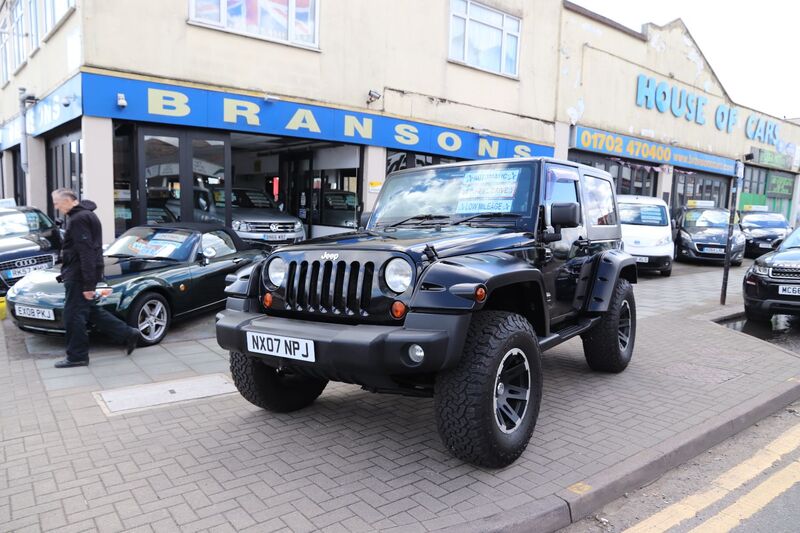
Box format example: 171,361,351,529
51,189,140,368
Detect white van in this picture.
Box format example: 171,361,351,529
617,195,675,277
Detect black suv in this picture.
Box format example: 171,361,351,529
0,206,61,296
743,226,800,321
217,158,638,467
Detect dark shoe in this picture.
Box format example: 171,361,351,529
54,358,89,368
126,328,141,355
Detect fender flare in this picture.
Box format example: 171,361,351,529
409,256,549,335
586,249,638,313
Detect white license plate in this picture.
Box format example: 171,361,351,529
15,305,55,320
6,262,50,278
779,285,800,296
246,331,315,362
635,256,649,263
264,233,288,241
704,247,725,254
759,243,772,248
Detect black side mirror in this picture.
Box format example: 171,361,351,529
772,238,784,249
551,202,581,228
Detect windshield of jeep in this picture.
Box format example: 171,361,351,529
370,163,533,228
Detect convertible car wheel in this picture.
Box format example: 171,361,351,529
128,292,171,346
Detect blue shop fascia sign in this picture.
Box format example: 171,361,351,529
2,71,553,159
572,126,737,176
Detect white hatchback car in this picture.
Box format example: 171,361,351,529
617,195,675,277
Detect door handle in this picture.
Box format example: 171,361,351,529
233,257,245,264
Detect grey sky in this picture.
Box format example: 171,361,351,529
569,1,800,120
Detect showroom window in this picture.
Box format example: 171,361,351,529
42,0,74,35
449,0,520,76
742,165,767,195
190,0,319,48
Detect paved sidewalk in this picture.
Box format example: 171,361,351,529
3,263,800,532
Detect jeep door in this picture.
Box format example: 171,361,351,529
538,163,587,322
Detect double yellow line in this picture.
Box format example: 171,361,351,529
624,422,800,533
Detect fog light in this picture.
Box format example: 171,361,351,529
408,344,425,363
262,293,273,308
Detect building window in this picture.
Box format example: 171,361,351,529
0,16,9,84
449,0,520,76
190,0,319,48
11,0,25,69
743,166,767,195
43,0,74,35
27,0,40,50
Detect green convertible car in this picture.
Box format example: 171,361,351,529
7,223,263,345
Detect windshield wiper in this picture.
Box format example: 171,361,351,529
383,214,451,228
106,253,179,262
452,212,522,225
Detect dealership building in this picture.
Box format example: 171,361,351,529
2,0,799,242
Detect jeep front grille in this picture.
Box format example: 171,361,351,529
770,267,800,280
284,260,374,315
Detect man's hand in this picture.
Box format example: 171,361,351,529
83,291,95,301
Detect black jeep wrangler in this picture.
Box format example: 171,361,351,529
217,158,637,467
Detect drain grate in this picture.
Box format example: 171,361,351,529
93,373,237,415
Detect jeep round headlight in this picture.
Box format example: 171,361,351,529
384,258,412,293
267,257,287,287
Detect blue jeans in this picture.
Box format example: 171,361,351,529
64,281,132,362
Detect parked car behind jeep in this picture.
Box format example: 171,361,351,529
217,158,637,467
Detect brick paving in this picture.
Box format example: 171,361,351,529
3,263,800,532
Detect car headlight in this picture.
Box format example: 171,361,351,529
294,221,303,232
752,264,769,276
266,257,287,287
232,220,242,231
384,258,413,293
679,230,692,242
734,233,746,245
7,284,17,298
655,235,673,246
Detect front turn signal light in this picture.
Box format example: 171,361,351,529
391,301,407,319
475,286,487,302
262,293,273,308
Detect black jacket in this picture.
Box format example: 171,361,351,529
61,200,104,291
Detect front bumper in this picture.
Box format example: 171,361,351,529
631,255,673,271
215,305,471,392
743,274,800,315
745,240,777,258
236,230,305,247
677,241,744,263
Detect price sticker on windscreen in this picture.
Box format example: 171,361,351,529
456,169,520,213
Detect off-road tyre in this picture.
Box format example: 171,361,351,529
581,278,636,373
435,311,542,468
230,351,327,412
744,305,772,323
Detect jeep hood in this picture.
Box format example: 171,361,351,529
276,226,527,260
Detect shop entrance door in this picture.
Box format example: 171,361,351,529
280,152,314,233
137,127,231,227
